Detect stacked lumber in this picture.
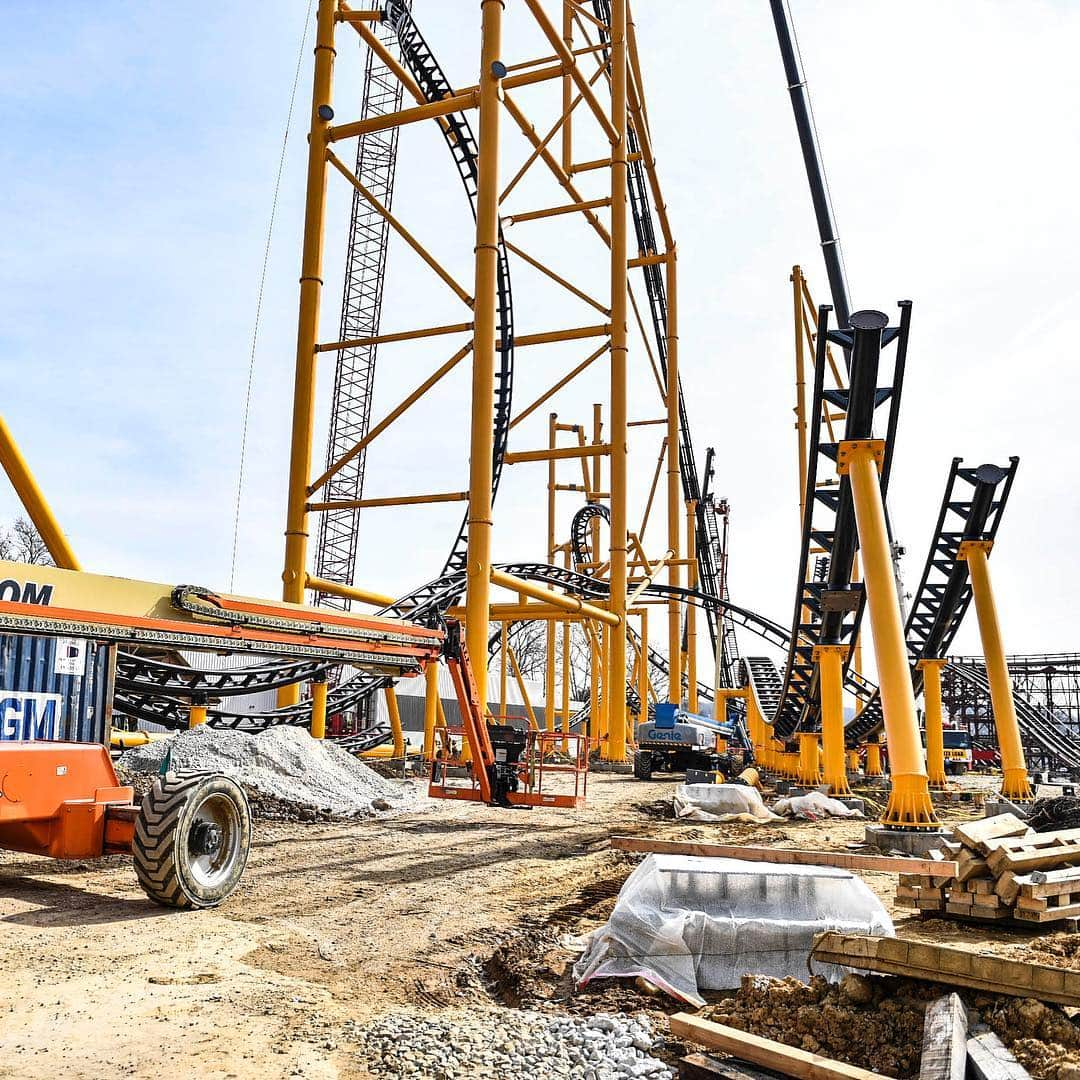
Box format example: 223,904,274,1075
893,813,1080,926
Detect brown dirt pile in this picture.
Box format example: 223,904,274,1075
984,997,1080,1080
704,974,932,1077
702,974,1080,1080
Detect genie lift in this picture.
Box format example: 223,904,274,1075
633,702,741,781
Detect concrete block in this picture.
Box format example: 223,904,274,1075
864,823,955,857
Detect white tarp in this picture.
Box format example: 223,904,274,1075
772,790,864,820
672,782,781,823
574,854,894,1006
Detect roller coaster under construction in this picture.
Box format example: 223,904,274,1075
0,0,1066,829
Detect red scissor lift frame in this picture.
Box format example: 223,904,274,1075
428,622,589,809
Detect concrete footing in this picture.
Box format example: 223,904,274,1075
984,797,1031,819
864,824,953,856
590,760,634,774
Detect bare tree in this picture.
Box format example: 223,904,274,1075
0,517,53,566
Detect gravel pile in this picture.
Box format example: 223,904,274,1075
358,1008,674,1079
118,725,426,821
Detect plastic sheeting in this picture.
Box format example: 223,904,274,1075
772,791,864,820
574,855,894,1006
672,782,781,823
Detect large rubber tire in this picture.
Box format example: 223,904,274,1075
133,771,251,910
633,750,654,780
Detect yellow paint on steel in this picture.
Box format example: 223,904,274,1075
310,678,328,740
384,685,405,759
509,343,610,431
665,253,681,703
490,568,620,626
327,151,474,306
917,658,949,790
839,439,938,828
317,320,473,353
329,91,479,142
503,443,611,465
308,491,468,512
422,661,439,759
279,0,337,708
309,343,472,495
305,575,395,608
797,732,822,786
546,414,558,734
957,538,1034,802
816,639,851,794
0,415,81,571
189,703,208,729
865,739,884,778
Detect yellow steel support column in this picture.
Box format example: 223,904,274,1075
599,622,611,753
865,738,884,778
797,732,821,786
463,0,505,717
0,417,81,570
958,539,1034,802
546,415,558,733
638,608,649,732
310,676,328,740
589,623,600,740
561,618,571,753
665,252,681,704
280,0,337,711
189,700,208,729
686,502,699,713
815,645,851,795
918,658,949,790
605,0,629,763
423,660,439,759
384,686,405,759
840,439,938,827
847,749,860,774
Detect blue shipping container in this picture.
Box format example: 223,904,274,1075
0,633,114,744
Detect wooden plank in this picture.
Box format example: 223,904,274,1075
995,871,1022,904
947,903,1011,920
669,1014,889,1080
810,933,1080,1007
1030,866,1080,887
919,994,968,1080
609,836,959,878
990,842,1080,876
1015,898,1080,923
967,1031,1031,1080
957,851,990,883
679,1053,783,1080
972,893,1004,910
953,814,1030,853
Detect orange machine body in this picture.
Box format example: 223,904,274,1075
0,741,137,859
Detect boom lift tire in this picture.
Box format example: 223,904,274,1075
133,772,251,909
633,750,654,780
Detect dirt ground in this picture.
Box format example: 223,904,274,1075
0,772,1068,1079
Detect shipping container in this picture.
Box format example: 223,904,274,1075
0,633,115,744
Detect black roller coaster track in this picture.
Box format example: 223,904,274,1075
844,457,1019,745
772,304,911,738
114,4,515,731
947,661,1080,774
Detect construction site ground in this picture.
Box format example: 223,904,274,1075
0,771,1070,1079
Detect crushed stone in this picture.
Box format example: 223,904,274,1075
357,1006,674,1079
117,725,427,821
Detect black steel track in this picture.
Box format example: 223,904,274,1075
772,304,911,738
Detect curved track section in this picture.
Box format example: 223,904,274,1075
845,457,1019,745
772,304,911,738
570,504,610,571
947,661,1080,773
114,5,514,731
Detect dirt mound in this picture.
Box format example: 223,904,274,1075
702,974,1080,1080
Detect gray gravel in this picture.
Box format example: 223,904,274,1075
358,1007,674,1079
117,725,427,820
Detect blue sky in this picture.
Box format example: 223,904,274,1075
3,1,1080,671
